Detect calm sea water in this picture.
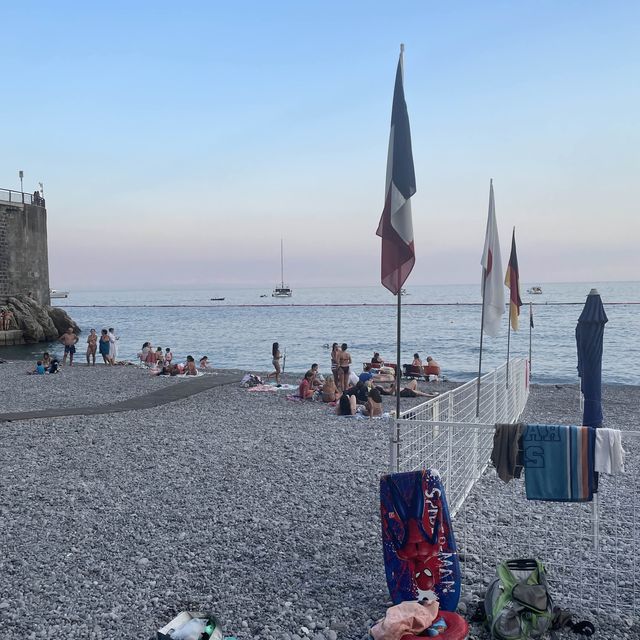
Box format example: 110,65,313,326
3,282,639,385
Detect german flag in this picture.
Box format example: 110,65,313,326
504,227,522,330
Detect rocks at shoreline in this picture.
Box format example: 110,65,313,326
2,294,79,343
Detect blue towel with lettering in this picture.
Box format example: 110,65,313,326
523,424,595,502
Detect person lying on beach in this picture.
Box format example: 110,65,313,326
59,327,79,366
362,387,383,418
376,379,436,398
336,392,357,416
298,370,315,400
184,355,198,376
199,356,211,369
321,377,340,403
412,353,422,367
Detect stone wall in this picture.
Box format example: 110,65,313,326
0,202,50,306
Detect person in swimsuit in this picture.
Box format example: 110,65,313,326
86,328,98,365
412,353,422,367
155,347,164,364
362,387,383,418
331,343,341,384
377,379,436,398
336,392,357,416
199,356,211,369
42,352,52,369
321,377,340,403
165,348,173,365
267,342,282,385
184,355,197,376
59,327,79,366
99,329,111,364
371,352,383,365
338,342,352,392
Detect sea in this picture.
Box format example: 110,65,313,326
2,282,639,385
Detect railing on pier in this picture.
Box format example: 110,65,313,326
0,188,36,206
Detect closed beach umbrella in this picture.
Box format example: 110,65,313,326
576,288,608,427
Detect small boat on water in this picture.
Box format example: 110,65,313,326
210,297,225,301
259,294,268,298
527,286,543,295
50,289,69,299
272,238,292,298
400,288,409,296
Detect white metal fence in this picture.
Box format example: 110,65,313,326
390,358,530,515
390,359,639,629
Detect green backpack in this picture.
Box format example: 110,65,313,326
484,559,555,639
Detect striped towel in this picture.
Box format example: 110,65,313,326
523,424,595,502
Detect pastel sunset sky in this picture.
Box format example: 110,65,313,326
2,1,638,289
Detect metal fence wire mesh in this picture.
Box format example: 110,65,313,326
392,359,638,633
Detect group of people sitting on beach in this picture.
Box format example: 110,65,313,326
286,345,438,418
29,351,60,375
137,342,212,376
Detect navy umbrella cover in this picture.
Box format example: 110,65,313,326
576,288,608,427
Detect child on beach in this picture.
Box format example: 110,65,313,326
199,356,211,369
86,329,98,365
184,356,197,376
28,360,46,375
155,347,163,364
165,348,173,366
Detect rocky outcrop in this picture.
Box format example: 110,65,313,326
48,306,81,337
3,294,80,344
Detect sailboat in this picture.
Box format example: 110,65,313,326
272,238,292,297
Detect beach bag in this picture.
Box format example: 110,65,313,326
485,559,553,639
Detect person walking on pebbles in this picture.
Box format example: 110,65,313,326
59,327,79,366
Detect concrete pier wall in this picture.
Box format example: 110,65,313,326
0,201,50,306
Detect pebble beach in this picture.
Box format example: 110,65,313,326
0,362,637,639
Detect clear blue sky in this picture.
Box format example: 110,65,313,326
2,1,638,289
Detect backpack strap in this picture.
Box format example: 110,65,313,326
552,607,595,636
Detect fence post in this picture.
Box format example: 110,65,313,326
389,417,399,473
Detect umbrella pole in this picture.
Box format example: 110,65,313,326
476,269,487,417
396,287,401,422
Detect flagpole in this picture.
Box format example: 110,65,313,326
506,320,511,389
476,270,487,417
396,282,401,421
529,302,533,378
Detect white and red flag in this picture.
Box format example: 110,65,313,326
376,45,416,295
480,179,505,337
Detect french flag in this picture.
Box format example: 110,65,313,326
376,45,416,296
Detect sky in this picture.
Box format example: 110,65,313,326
1,1,639,290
